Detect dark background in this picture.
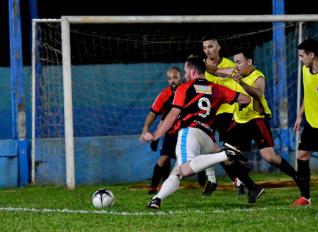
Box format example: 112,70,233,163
0,0,317,66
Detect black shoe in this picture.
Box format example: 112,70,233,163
223,143,248,162
238,184,245,195
248,186,264,203
202,181,217,197
148,187,157,195
147,197,161,209
197,171,207,187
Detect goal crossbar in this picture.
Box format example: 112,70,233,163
62,15,318,24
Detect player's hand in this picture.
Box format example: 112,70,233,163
231,70,241,83
293,116,302,132
143,132,154,142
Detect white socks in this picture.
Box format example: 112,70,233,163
205,166,216,183
189,151,228,173
154,175,180,201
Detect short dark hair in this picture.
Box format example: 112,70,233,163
167,66,182,74
186,55,206,74
298,39,318,57
234,47,254,60
201,34,219,43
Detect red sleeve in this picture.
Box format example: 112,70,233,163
218,84,239,104
172,82,189,109
151,87,172,114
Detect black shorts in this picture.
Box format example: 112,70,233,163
298,120,318,151
160,133,177,159
224,118,274,151
213,113,235,142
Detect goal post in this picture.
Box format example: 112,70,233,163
61,18,75,190
32,15,318,189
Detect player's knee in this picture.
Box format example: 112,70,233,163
297,151,311,160
157,155,169,166
179,163,195,177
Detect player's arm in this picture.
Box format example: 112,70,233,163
139,111,157,142
206,66,235,78
214,67,236,77
236,93,251,109
153,107,181,140
237,76,264,99
220,84,250,109
294,101,305,132
237,76,265,114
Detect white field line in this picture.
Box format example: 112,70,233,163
0,206,300,216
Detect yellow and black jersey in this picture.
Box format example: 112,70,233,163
302,65,318,128
233,69,272,123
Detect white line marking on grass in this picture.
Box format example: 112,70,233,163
0,206,301,216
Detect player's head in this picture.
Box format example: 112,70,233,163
233,48,254,76
166,67,183,90
201,34,221,62
298,39,318,67
184,55,206,82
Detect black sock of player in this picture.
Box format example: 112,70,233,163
275,157,297,179
297,159,311,199
162,160,171,181
221,162,236,182
197,170,207,187
229,161,257,190
151,164,163,188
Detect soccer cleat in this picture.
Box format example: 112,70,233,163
147,197,161,209
248,186,264,203
148,187,157,195
223,143,248,162
293,196,311,206
238,184,245,195
197,171,207,187
202,181,217,197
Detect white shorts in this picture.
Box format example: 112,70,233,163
175,127,217,166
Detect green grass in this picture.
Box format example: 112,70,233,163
0,172,317,231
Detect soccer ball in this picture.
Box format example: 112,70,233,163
92,188,115,208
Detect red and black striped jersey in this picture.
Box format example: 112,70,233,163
151,86,174,120
171,78,239,139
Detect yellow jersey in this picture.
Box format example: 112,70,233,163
302,66,318,128
205,57,244,115
233,69,272,123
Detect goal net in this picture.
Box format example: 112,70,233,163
32,16,318,188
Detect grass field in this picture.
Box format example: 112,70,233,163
0,172,317,231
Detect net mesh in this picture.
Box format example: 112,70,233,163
33,20,318,185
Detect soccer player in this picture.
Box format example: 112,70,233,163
144,56,251,209
202,34,246,196
220,48,302,203
140,67,183,194
293,38,318,206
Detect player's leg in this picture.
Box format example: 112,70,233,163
253,119,299,182
148,155,170,194
201,138,221,196
223,122,264,203
202,166,218,196
148,134,176,194
148,128,244,209
161,134,178,181
293,121,317,205
197,170,207,186
293,150,312,205
182,129,247,176
150,128,205,206
210,114,245,195
148,128,196,209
